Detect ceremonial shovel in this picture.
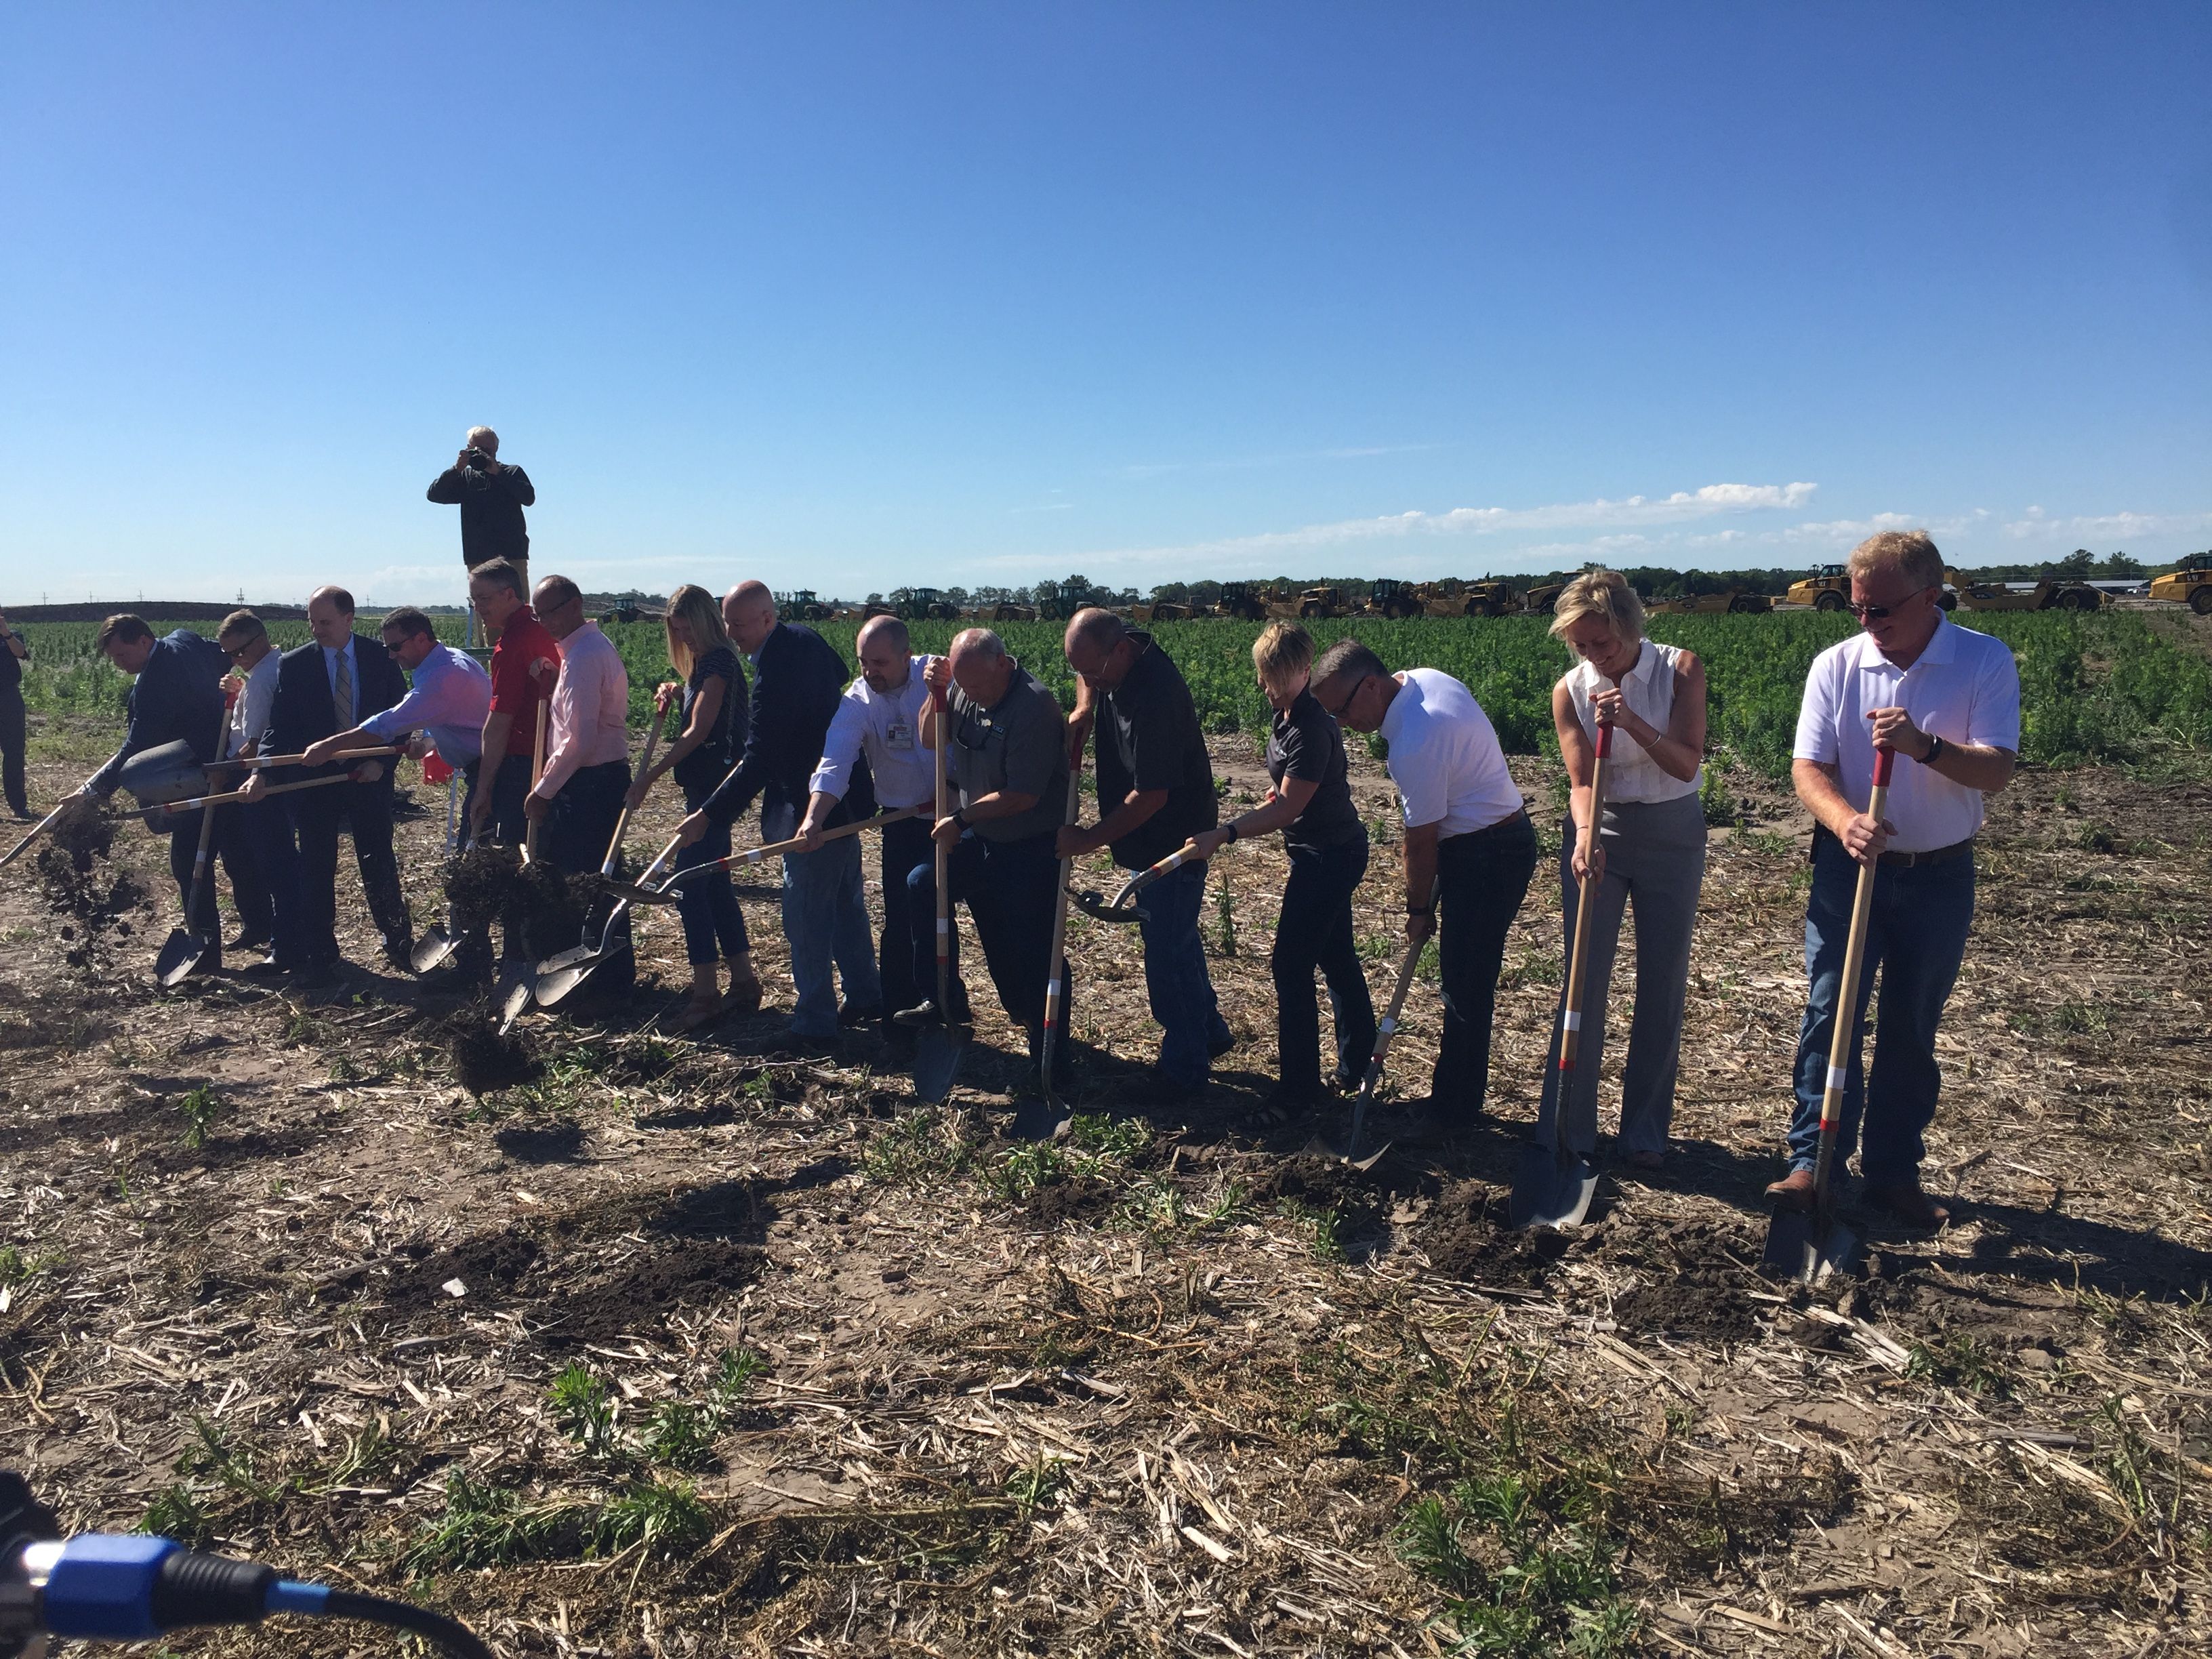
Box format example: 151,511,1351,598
493,703,553,1031
1071,837,1204,925
1038,758,1084,1114
1512,721,1613,1230
152,805,220,985
0,777,101,871
912,684,969,1104
520,712,670,1003
1761,745,1896,1283
593,808,924,905
1309,878,1437,1170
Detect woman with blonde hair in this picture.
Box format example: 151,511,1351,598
1540,569,1708,1170
1189,622,1375,1111
626,585,761,1028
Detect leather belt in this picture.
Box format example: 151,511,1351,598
1879,836,1975,867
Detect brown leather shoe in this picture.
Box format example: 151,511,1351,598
722,968,764,1018
1864,1182,1953,1229
1764,1168,1816,1210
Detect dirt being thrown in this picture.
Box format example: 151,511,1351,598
443,844,523,931
449,1021,543,1097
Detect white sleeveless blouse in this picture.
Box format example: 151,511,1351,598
1564,640,1702,804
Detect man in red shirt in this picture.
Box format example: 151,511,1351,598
467,557,560,848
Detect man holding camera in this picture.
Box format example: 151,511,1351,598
427,426,535,597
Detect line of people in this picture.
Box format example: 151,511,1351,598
68,527,2017,1222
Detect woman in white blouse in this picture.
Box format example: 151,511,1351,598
1539,569,1709,1170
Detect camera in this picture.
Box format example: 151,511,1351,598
466,447,491,468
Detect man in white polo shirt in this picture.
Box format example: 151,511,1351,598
1313,639,1538,1134
1769,529,2020,1229
796,614,937,1050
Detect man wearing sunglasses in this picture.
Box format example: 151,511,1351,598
1311,638,1536,1137
1774,530,2020,1229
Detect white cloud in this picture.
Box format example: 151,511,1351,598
2001,508,2212,541
977,481,1821,573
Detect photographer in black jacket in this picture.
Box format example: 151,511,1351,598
427,426,535,593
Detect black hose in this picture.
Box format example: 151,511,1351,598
320,1589,495,1659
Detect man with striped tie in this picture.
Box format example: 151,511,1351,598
254,586,413,977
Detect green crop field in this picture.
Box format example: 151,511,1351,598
14,611,2209,781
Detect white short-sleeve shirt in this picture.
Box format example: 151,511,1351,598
1378,668,1524,838
1792,616,2021,853
1563,640,1701,804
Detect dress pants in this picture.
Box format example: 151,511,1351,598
289,779,411,967
877,814,933,1022
1536,793,1706,1157
163,813,222,957
239,796,310,971
1431,811,1538,1122
544,760,634,998
0,685,25,817
216,807,275,942
905,828,1069,1052
1272,836,1376,1094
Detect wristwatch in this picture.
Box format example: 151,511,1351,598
952,811,970,831
1224,821,1240,844
1922,732,1946,765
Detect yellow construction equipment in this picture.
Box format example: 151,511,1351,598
2150,562,2212,615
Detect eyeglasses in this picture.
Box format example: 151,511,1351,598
1847,585,1934,621
383,640,409,655
1314,673,1371,720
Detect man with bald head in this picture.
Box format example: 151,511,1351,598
1061,608,1228,1101
257,584,412,978
427,426,535,593
796,614,938,1048
899,629,1073,1086
682,581,881,1044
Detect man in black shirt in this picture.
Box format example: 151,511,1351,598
0,609,28,819
1060,608,1230,1099
427,426,535,594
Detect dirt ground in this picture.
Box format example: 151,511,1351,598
3,714,2209,1658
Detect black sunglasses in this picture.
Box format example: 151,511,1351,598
1315,672,1371,720
1847,585,1934,621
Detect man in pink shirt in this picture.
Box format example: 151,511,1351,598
525,573,635,995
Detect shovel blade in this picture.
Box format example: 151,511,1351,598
533,956,600,1008
155,928,209,986
1509,1142,1599,1230
411,927,464,974
1761,1205,1858,1284
912,1023,969,1104
496,975,534,1035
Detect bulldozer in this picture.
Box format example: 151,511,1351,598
2150,560,2212,615
1366,579,1425,618
1523,583,1567,615
1648,588,1774,615
1785,565,1851,612
1269,585,1349,619
1214,581,1268,621
1950,575,2106,613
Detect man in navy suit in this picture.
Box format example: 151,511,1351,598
249,586,412,974
678,582,879,1044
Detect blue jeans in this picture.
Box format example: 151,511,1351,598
1134,859,1231,1087
1433,812,1538,1120
770,801,881,1036
905,828,1068,1046
1787,835,1976,1185
1273,837,1375,1093
674,781,750,966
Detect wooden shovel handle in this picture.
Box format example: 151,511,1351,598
234,745,402,770
524,699,550,863
598,712,665,877
1558,720,1614,1071
157,773,356,813
1809,745,1900,1195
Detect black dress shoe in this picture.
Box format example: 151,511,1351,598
226,930,272,954
838,1002,886,1027
1208,1029,1237,1061
291,962,340,989
382,933,416,972
240,960,289,981
893,996,972,1029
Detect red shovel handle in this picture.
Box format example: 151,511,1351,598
1872,745,1896,787
1593,720,1614,760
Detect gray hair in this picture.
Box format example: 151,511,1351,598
1848,529,1946,592
466,426,499,455
949,628,1007,664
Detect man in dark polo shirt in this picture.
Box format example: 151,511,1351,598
0,608,30,819
1060,608,1230,1101
896,628,1073,1088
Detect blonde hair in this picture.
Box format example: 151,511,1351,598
1252,621,1313,695
1549,569,1645,652
664,583,733,679
1848,529,1945,592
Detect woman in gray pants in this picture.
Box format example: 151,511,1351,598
1538,569,1709,1170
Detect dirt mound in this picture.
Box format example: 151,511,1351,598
385,1229,544,1312
1418,1180,1567,1286
1254,1154,1387,1231
1023,1176,1122,1225
1597,1214,1765,1341
449,1021,542,1097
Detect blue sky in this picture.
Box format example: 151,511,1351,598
3,3,2207,606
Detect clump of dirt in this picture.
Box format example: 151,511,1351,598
1611,1276,1762,1342
444,844,522,930
449,1021,543,1097
1419,1180,1565,1285
544,1240,763,1348
1597,1215,1765,1340
1254,1155,1387,1233
516,861,597,961
33,801,147,955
